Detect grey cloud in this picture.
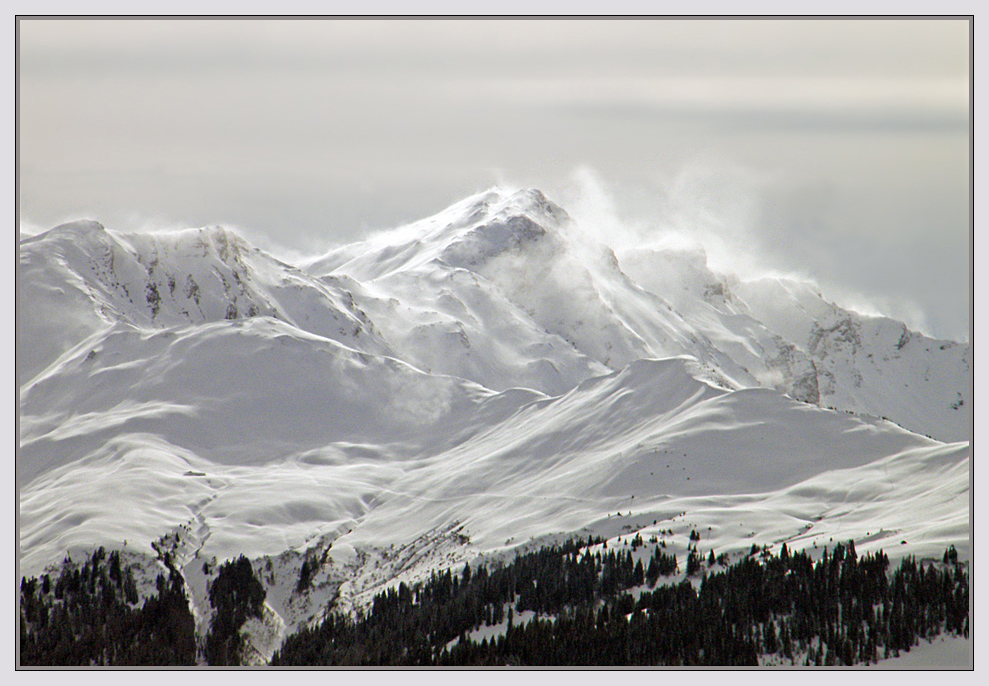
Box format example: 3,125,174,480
558,101,968,134
19,17,970,83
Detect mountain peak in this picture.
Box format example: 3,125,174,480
485,187,570,227
446,187,568,227
30,219,110,250
305,188,572,280
51,219,106,234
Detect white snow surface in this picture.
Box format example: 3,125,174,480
18,188,970,665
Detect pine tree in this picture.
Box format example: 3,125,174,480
686,549,701,577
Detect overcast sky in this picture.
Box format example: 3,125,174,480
17,17,971,341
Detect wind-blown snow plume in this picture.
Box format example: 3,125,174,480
555,164,946,342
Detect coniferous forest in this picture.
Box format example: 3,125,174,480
272,538,969,667
19,547,196,666
19,538,969,667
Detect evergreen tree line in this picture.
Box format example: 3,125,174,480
20,550,270,666
272,539,969,667
19,538,970,666
203,555,268,665
19,547,196,666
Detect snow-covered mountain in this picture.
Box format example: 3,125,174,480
306,188,969,440
18,221,392,386
18,188,970,663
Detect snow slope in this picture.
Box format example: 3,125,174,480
20,348,968,636
735,276,970,442
17,187,970,664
